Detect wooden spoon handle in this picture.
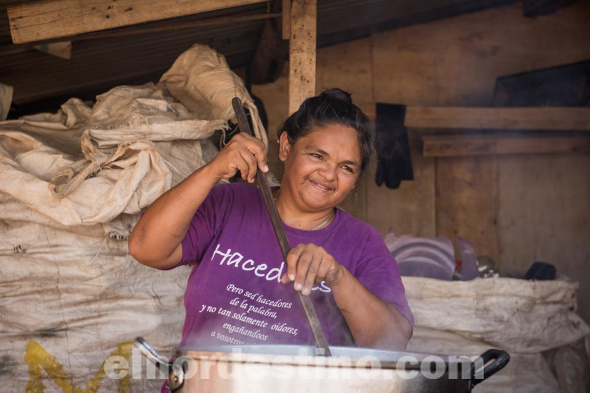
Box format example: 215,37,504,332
232,97,332,356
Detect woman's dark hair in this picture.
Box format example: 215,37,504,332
279,88,375,172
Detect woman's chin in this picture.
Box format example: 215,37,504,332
301,195,341,211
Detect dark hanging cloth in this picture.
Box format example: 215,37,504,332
375,103,414,189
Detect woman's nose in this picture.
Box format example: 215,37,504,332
318,162,337,180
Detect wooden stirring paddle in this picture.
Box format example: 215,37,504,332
231,97,332,356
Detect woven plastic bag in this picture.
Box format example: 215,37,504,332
403,276,590,392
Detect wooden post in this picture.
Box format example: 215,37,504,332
288,0,317,115
282,0,291,40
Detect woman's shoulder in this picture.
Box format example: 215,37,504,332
334,208,383,241
211,182,260,197
330,209,393,269
205,182,262,212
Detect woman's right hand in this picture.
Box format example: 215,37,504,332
206,133,269,183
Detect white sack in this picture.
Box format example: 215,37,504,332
0,83,223,229
0,194,186,392
403,276,590,392
160,44,268,147
403,276,589,353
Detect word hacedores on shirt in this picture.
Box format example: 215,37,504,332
211,243,331,293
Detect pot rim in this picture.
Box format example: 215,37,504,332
173,345,473,371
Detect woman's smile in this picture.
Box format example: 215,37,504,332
308,179,333,193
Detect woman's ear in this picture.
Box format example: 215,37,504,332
278,132,291,162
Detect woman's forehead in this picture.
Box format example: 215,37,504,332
300,123,359,142
297,124,361,161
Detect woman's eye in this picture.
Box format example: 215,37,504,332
311,153,322,159
342,166,354,173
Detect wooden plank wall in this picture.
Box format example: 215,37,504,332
253,1,590,322
435,156,499,260
497,153,590,275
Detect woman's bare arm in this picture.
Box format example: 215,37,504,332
129,133,268,270
330,268,412,350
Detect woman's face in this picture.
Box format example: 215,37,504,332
279,124,362,213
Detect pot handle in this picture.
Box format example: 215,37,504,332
471,349,510,387
134,337,186,393
134,337,171,370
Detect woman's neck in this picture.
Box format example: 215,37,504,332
273,187,334,231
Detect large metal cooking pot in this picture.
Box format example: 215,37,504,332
135,338,509,393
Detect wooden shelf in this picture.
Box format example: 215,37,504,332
405,107,590,131
422,134,590,157
401,106,590,156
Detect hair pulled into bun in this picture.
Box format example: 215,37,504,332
321,88,353,104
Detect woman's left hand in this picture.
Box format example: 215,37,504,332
280,244,344,295
281,244,412,350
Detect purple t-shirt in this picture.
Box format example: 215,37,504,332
177,182,413,348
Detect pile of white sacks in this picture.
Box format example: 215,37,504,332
0,44,265,392
400,263,589,391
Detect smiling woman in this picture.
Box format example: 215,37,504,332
278,124,360,224
128,89,414,382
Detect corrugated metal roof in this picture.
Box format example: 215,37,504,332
0,0,520,115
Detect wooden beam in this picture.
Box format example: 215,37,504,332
282,0,291,40
422,134,590,157
288,0,316,115
405,107,590,131
7,0,268,44
78,12,281,41
1,12,280,56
